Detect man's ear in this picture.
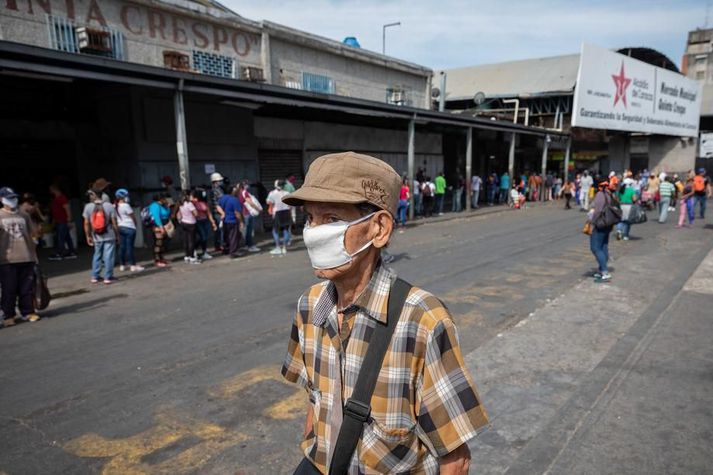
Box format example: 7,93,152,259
372,210,393,249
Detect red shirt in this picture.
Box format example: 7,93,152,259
51,194,68,224
193,200,209,220
399,185,409,200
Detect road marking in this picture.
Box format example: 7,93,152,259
64,411,249,474
210,365,305,420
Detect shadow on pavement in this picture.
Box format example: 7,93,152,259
43,293,128,318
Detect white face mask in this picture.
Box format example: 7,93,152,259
303,212,376,270
2,198,18,209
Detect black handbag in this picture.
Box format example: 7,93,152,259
593,193,622,229
628,204,647,224
294,279,412,475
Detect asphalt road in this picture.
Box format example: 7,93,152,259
0,203,669,474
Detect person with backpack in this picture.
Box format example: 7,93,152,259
280,152,487,475
115,189,143,272
0,187,41,326
693,168,709,220
82,189,118,284
421,176,434,217
147,194,172,267
587,179,620,283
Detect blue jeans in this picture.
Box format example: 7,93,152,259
196,219,211,253
499,188,508,204
414,194,423,216
687,197,695,223
452,189,462,212
590,227,611,273
273,226,289,248
397,199,408,225
658,196,671,223
92,240,115,280
435,194,444,214
118,227,136,265
212,213,223,249
487,187,496,204
616,221,631,238
471,189,480,209
54,222,75,255
244,214,255,247
694,194,707,219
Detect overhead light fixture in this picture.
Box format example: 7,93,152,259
0,69,74,83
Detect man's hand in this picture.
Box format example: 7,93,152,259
86,236,93,247
439,443,471,475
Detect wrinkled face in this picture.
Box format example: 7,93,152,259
304,202,392,281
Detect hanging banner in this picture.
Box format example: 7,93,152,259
572,43,701,137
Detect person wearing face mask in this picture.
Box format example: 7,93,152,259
0,187,41,327
280,152,488,475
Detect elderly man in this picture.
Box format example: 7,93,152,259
281,152,488,475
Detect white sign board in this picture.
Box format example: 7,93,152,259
701,133,713,158
572,43,702,137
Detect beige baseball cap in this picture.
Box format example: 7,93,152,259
283,151,401,216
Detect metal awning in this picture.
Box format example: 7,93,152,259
0,41,568,137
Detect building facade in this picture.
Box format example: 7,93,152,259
0,0,431,106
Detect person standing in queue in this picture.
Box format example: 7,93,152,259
82,189,119,284
148,194,171,268
280,152,488,475
208,172,226,252
0,187,41,326
217,185,244,259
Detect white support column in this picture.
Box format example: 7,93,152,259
174,79,190,191
261,31,272,84
465,127,473,211
407,117,416,220
540,134,549,201
563,135,572,181
508,132,516,180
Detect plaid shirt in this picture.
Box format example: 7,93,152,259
282,265,488,474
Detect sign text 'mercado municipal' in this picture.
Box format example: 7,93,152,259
572,43,702,137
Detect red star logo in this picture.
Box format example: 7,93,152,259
611,61,631,107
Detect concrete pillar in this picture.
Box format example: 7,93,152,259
508,132,516,180
540,134,549,201
174,80,190,191
407,118,415,220
261,31,272,84
563,135,572,181
465,127,473,211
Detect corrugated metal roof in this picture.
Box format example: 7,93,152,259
437,54,580,101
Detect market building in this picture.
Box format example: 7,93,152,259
1,0,560,240
436,45,702,177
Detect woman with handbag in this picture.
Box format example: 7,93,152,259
587,180,618,283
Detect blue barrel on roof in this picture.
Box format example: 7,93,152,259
343,37,361,48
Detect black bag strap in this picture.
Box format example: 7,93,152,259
328,277,412,475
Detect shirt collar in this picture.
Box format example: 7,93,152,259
313,264,395,327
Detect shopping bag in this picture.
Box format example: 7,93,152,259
33,264,51,310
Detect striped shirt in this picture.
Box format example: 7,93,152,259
281,265,488,474
659,181,675,198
